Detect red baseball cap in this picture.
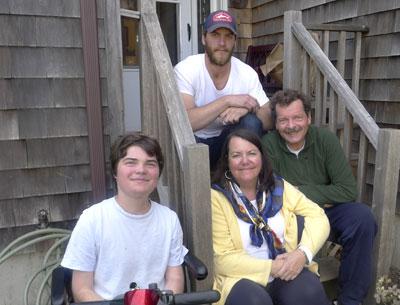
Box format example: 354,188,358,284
204,10,237,35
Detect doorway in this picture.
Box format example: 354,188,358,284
120,0,197,131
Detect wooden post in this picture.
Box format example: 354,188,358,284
329,91,338,133
283,11,302,91
182,143,213,291
343,110,353,161
314,70,323,126
140,0,195,162
139,0,154,135
80,0,107,202
104,0,125,143
301,50,310,95
322,30,329,125
366,129,400,305
351,32,362,97
336,31,346,126
356,132,368,202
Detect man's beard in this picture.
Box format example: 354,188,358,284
205,44,234,66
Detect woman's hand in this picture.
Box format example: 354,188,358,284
270,257,285,277
272,249,306,281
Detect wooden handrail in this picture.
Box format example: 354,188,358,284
139,0,213,291
140,3,196,162
291,22,379,148
305,24,369,33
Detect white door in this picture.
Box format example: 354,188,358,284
121,0,197,131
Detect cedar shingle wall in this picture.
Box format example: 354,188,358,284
0,0,112,232
247,0,400,125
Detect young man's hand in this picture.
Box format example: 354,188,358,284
219,107,249,124
225,94,259,113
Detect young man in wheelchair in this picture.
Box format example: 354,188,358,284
61,133,188,302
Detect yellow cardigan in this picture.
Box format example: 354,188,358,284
211,180,330,305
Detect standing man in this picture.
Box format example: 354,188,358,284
61,133,188,302
174,10,272,169
262,89,377,305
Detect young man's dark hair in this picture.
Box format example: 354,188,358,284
110,132,164,177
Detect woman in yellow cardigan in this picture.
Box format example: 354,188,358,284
211,129,330,305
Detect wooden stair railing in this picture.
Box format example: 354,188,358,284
284,10,400,305
138,0,213,291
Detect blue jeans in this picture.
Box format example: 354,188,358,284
325,202,377,305
195,113,263,169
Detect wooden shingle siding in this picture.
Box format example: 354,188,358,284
0,47,84,78
18,108,88,138
343,57,400,80
0,15,37,46
0,165,91,201
0,192,91,229
359,80,400,102
0,47,12,77
36,17,83,47
365,101,400,125
0,79,86,109
0,110,19,140
0,15,106,49
0,140,28,170
0,0,113,232
26,137,90,168
6,0,81,17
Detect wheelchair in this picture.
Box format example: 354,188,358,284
51,252,220,305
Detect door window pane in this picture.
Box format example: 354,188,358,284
121,16,139,67
198,0,210,53
156,2,178,65
120,0,137,10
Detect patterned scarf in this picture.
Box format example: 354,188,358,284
212,175,285,259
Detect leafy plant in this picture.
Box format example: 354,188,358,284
375,276,400,305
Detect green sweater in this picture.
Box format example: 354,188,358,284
261,125,357,206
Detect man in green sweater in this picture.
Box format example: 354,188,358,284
262,89,376,305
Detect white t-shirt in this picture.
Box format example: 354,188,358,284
61,197,188,300
174,54,269,139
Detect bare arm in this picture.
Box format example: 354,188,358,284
256,103,273,131
182,93,259,132
72,270,104,302
165,265,184,294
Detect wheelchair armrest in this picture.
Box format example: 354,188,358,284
51,266,73,305
183,252,208,281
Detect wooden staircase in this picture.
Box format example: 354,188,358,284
284,10,400,305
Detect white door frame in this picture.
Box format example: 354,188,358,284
157,0,197,60
210,0,228,11
122,0,198,132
